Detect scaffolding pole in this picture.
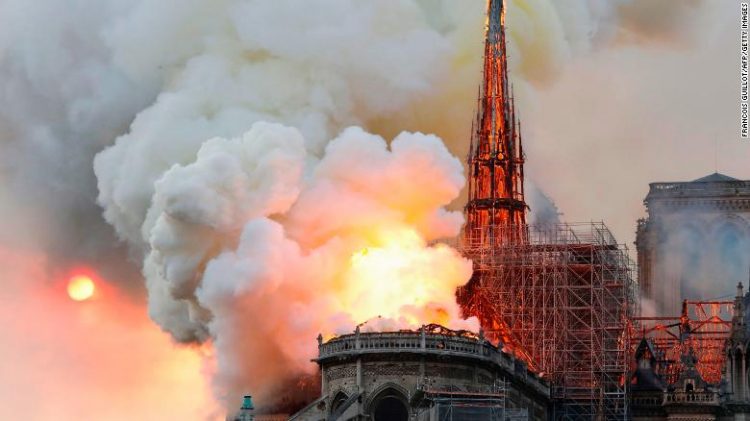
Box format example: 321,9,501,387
414,378,529,421
457,222,638,420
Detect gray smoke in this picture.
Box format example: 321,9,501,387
527,181,562,227
658,208,750,302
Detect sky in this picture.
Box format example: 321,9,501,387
522,2,749,245
0,1,747,420
0,248,222,419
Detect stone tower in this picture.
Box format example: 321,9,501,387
636,173,750,314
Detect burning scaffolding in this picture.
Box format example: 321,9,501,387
629,300,734,386
457,223,637,419
458,0,638,419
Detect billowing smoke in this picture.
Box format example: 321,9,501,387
130,121,475,404
526,181,561,227
0,0,709,279
190,125,474,403
0,0,720,416
658,209,750,303
91,2,482,405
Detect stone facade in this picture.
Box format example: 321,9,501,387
289,325,549,421
636,173,750,315
724,284,750,420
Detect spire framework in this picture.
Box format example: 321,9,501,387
464,0,527,247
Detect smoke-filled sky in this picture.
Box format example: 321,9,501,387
0,0,747,419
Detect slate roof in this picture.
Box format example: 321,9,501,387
692,172,741,183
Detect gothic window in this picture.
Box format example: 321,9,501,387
369,388,408,421
330,392,348,415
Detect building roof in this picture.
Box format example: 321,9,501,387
643,172,750,204
692,172,740,183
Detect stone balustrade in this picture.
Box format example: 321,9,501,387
649,180,750,199
664,391,719,405
315,325,548,395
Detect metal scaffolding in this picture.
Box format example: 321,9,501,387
414,378,529,421
457,222,638,420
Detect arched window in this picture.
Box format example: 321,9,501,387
330,391,349,415
369,388,409,421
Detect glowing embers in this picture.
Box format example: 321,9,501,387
631,300,734,385
67,274,96,301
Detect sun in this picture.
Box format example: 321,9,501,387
67,274,95,301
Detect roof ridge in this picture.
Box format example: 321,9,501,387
692,172,740,182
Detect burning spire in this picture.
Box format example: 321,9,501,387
464,0,527,246
457,0,530,361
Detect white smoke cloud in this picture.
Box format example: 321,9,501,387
0,0,707,269
143,123,307,342
94,0,467,254
139,122,472,404
91,8,482,404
